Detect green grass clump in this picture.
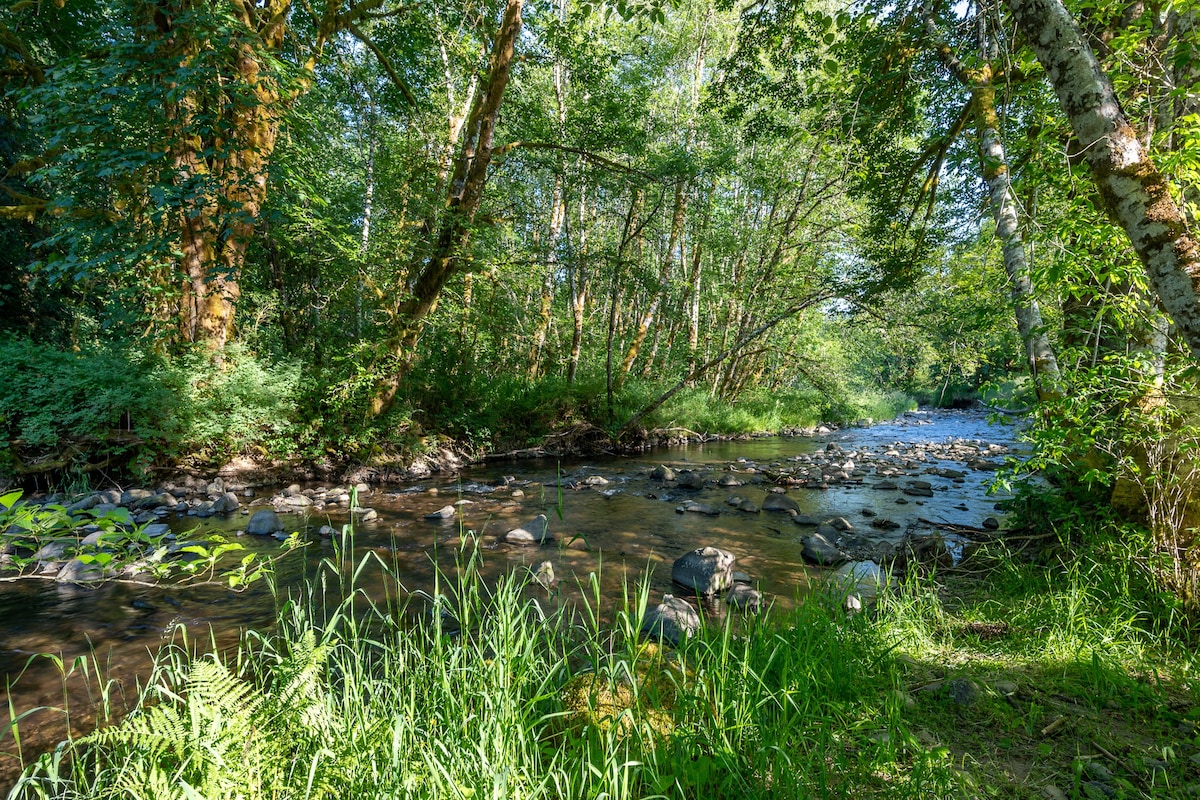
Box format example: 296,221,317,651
8,537,953,800
12,512,1197,799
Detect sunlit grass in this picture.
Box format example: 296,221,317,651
8,519,1198,799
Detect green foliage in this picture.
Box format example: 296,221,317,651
0,337,302,477
0,489,276,588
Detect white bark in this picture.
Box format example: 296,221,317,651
980,124,1063,395
1004,0,1200,360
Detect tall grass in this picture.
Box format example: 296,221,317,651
7,527,955,800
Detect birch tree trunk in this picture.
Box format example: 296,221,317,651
619,183,685,384
528,174,565,378
1004,0,1200,360
923,7,1062,398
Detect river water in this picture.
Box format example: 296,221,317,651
0,408,1021,789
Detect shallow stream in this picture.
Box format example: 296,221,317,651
0,408,1022,789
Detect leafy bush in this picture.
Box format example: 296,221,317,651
0,338,304,478
0,337,175,475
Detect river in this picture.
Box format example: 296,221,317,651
0,408,1021,790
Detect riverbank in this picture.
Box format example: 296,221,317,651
9,409,1193,798
7,515,1198,799
0,338,915,491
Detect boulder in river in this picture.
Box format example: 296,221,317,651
676,500,720,516
671,546,735,595
425,505,457,520
725,583,763,612
641,594,700,645
246,509,284,536
675,471,705,490
802,532,845,566
211,492,241,514
650,465,676,481
56,558,108,584
505,514,552,545
761,494,800,514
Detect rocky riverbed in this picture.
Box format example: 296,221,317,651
1,407,1024,789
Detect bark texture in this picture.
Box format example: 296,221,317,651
369,0,524,415
1004,0,1200,360
922,8,1062,398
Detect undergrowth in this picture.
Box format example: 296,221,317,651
7,512,1200,799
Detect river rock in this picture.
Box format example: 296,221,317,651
802,532,845,566
80,529,106,546
120,489,153,506
66,495,100,514
425,505,456,520
505,514,552,544
650,465,676,481
212,492,241,514
56,558,108,584
672,546,735,595
640,594,700,645
675,471,705,490
761,494,800,513
353,507,378,522
32,541,69,564
872,480,898,490
318,525,337,537
142,523,171,538
676,500,720,516
282,494,313,508
138,492,178,510
726,583,763,612
737,499,760,513
581,475,610,487
828,516,854,531
718,473,742,487
982,517,1000,530
246,509,284,535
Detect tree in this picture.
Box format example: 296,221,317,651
1003,0,1200,361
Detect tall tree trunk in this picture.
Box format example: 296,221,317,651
163,0,292,352
619,183,686,385
923,7,1062,398
528,174,565,378
685,235,704,379
605,190,643,419
1004,0,1200,360
567,183,590,385
368,0,524,416
356,112,375,339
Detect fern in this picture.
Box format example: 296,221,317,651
80,659,272,799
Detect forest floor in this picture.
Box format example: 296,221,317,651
876,546,1200,800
